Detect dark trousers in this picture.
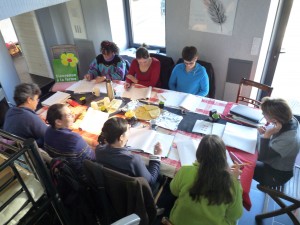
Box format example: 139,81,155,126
253,161,293,186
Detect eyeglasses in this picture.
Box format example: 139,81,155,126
184,60,196,66
64,113,74,118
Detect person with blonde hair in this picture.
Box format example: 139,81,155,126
169,135,243,225
254,97,300,186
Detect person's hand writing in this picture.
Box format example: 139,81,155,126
84,74,92,81
153,142,162,155
127,75,138,84
95,76,106,84
230,163,242,180
263,121,282,139
124,82,131,90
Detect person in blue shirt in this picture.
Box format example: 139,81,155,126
3,83,47,147
169,46,209,96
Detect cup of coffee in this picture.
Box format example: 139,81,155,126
92,87,100,97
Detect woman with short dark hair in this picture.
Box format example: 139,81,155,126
84,40,126,82
44,103,95,180
125,44,160,88
96,117,162,189
169,135,243,225
254,97,300,186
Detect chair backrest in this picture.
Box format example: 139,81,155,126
236,78,273,108
150,53,175,89
176,58,216,98
83,160,156,225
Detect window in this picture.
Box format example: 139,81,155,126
125,0,166,51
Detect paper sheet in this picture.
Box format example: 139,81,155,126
41,91,70,106
222,122,257,154
122,86,153,100
79,108,109,135
66,80,107,94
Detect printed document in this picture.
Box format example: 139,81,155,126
41,91,70,106
192,120,225,136
79,108,109,135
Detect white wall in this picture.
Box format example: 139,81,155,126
165,0,271,100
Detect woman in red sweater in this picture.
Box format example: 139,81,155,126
125,46,160,88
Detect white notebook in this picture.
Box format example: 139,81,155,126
176,138,233,166
79,108,109,135
41,91,70,106
192,120,225,137
222,122,257,154
126,127,174,157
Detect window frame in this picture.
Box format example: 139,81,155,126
124,0,166,53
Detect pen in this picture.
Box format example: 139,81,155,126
235,162,252,167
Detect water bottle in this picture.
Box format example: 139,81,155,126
106,79,115,101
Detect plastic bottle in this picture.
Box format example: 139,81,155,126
106,79,115,101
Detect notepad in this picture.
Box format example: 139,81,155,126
176,138,233,166
79,108,109,135
122,86,153,100
41,91,70,106
126,127,174,157
222,122,257,154
159,92,202,112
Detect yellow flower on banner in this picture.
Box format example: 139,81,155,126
60,53,78,67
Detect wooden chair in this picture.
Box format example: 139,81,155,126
236,78,273,108
255,165,300,224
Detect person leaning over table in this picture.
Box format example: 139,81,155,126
44,103,95,181
124,44,161,89
168,46,209,96
169,135,243,225
3,83,47,148
254,97,300,186
95,117,162,191
84,40,126,83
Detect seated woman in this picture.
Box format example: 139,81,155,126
125,45,160,88
168,46,209,96
169,135,243,225
44,103,95,180
95,117,162,190
254,97,300,186
84,40,126,82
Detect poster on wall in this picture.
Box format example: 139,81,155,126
189,0,238,36
52,53,79,82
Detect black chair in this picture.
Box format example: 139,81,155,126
176,58,215,98
256,164,300,224
150,53,175,89
83,160,157,225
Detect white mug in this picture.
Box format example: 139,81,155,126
92,87,100,97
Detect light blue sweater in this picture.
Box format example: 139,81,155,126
169,63,209,96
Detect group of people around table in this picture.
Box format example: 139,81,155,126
84,40,209,97
2,41,299,225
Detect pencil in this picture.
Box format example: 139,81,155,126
235,162,252,167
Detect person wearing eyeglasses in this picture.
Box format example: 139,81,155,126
84,40,127,82
124,44,161,89
3,83,47,147
44,103,95,181
168,46,209,96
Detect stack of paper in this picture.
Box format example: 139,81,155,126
79,108,109,135
222,122,257,154
41,91,70,106
126,127,174,157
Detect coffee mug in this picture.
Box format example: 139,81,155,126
92,87,100,97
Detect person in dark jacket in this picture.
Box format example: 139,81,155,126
44,103,95,180
95,117,162,190
3,83,47,147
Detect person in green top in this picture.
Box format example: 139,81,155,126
169,135,243,225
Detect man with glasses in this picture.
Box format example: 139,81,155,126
3,83,47,147
169,46,209,96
